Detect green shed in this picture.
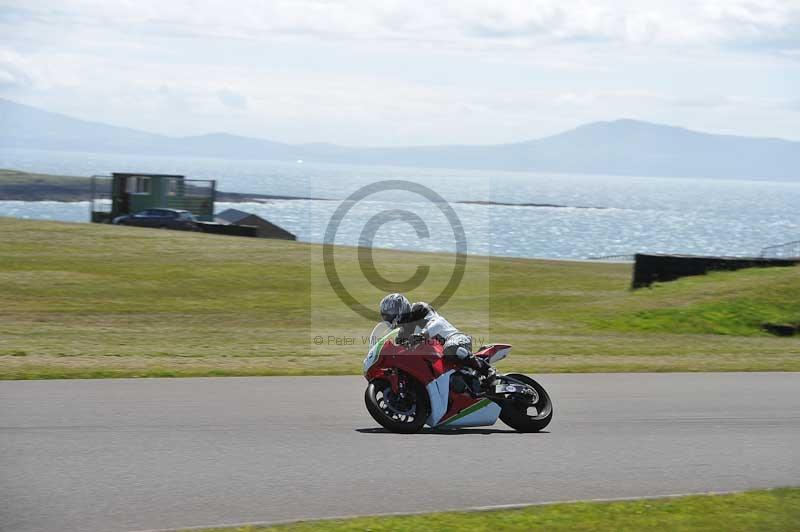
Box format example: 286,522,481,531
91,173,216,223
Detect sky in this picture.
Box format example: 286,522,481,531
1,0,799,146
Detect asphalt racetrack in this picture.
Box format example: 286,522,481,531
2,373,799,532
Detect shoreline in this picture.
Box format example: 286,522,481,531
0,169,328,202
1,169,606,209
458,199,605,209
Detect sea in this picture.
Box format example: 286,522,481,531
1,147,798,260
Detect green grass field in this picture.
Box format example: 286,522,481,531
0,217,798,379
196,489,800,532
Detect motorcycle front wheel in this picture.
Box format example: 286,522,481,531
365,378,430,434
499,373,553,433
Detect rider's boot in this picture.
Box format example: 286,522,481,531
463,354,495,394
467,354,492,375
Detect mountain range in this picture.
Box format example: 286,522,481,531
1,97,798,181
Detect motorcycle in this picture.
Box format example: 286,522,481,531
363,322,553,433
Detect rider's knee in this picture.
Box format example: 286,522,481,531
455,346,471,359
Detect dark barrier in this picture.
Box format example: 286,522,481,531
632,253,799,289
91,212,112,224
196,222,258,238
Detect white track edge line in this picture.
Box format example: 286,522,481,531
127,487,790,532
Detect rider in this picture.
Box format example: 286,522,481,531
379,293,493,384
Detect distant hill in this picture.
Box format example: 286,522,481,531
1,97,798,180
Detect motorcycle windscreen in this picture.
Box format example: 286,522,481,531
363,324,398,373
368,321,392,348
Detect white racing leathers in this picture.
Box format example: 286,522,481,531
398,302,472,359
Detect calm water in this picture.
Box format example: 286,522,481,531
1,147,798,259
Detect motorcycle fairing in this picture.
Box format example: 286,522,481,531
363,327,399,373
425,371,502,428
425,370,454,426
364,327,505,429
475,344,512,364
439,399,501,427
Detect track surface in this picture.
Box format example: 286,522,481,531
2,373,799,532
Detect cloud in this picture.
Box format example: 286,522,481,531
0,1,797,144
217,88,248,110
442,1,800,50
0,49,35,89
778,98,800,112
4,1,800,52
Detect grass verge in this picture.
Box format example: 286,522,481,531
1,218,798,379
194,488,800,532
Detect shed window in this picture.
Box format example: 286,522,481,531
126,177,151,194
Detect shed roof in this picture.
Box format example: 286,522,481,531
111,172,185,179
215,208,252,224
214,208,296,240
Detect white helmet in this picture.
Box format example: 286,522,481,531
379,293,411,326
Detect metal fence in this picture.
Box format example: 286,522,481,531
760,240,800,259
164,178,215,220
586,254,636,262
89,175,113,222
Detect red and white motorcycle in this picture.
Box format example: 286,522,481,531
363,322,553,433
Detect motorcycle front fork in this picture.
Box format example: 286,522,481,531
381,368,401,395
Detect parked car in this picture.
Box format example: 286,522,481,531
113,209,199,231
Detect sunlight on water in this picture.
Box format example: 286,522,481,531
1,148,798,259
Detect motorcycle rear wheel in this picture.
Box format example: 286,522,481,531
499,373,553,433
365,378,430,434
